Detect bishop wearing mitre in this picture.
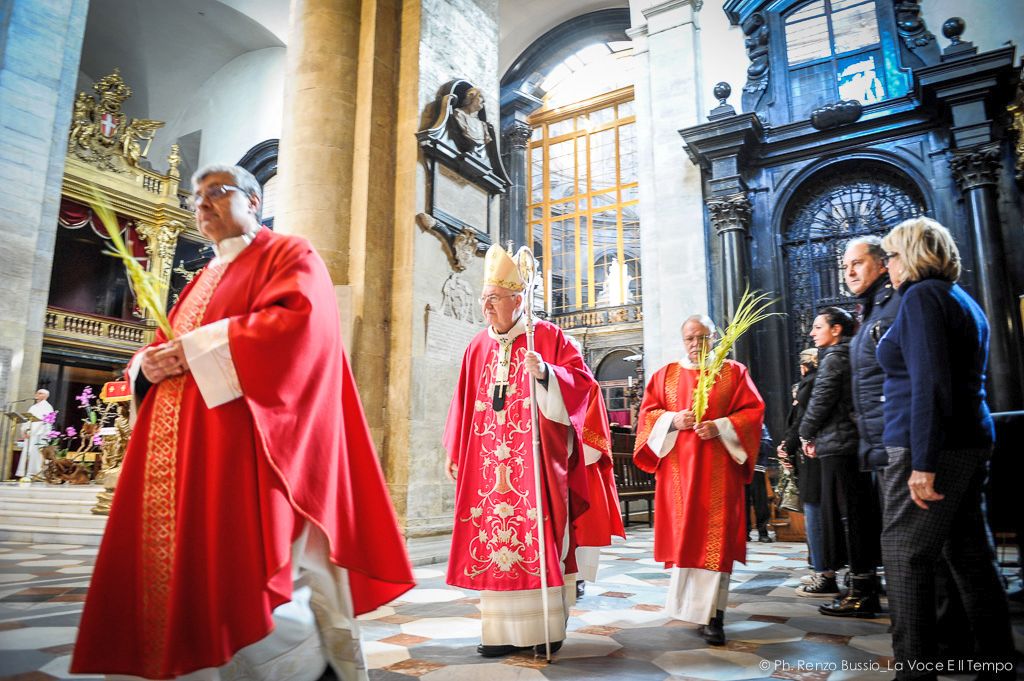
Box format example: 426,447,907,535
443,244,596,658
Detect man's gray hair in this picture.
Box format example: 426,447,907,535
845,235,885,263
35,388,50,398
681,314,718,337
191,164,263,220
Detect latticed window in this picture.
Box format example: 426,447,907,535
527,87,640,315
784,0,888,119
780,162,925,359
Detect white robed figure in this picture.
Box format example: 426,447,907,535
17,389,55,478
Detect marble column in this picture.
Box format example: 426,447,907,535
950,144,1023,411
629,0,708,370
0,0,88,415
276,0,361,284
706,193,753,365
500,119,532,250
276,0,405,470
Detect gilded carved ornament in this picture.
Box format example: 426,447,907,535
67,69,167,174
1009,67,1024,183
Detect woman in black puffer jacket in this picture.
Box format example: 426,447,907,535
798,307,880,606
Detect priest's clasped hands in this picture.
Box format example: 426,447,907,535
141,339,190,384
672,409,720,440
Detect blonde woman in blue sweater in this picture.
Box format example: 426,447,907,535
877,217,1013,681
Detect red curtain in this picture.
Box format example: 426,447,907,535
59,198,148,262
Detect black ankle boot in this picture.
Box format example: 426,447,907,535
697,609,726,645
819,575,881,618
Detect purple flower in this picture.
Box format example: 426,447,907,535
47,430,61,439
65,427,77,437
43,411,57,424
92,434,103,446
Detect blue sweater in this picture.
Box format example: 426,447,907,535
876,278,994,472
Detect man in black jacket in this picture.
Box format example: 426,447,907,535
818,236,893,617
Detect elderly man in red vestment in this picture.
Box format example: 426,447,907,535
634,315,764,646
71,164,414,680
443,245,594,658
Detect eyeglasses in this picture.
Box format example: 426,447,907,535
188,184,243,210
882,252,899,266
479,294,518,306
683,335,711,344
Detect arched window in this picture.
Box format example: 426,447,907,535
596,349,637,426
784,0,888,119
780,161,925,357
528,73,640,315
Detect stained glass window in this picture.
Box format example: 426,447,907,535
784,0,887,119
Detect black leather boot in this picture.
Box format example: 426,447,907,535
819,575,881,618
697,609,726,646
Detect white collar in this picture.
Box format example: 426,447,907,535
211,227,261,266
679,356,711,370
487,314,527,343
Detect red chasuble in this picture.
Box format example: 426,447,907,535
72,229,414,679
634,360,764,572
574,383,626,546
443,319,594,591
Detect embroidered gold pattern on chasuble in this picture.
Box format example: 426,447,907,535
702,364,735,571
141,263,225,670
461,343,542,581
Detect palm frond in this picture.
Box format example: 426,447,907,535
692,287,782,421
88,186,174,339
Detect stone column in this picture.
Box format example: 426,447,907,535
500,119,532,249
706,194,752,319
629,0,708,370
950,144,1023,411
706,193,753,365
0,0,88,414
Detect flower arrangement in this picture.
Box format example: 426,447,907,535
40,386,120,478
692,288,783,422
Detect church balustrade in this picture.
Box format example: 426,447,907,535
44,307,152,354
551,303,642,331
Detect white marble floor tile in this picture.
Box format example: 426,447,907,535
400,616,481,639
363,640,410,669
0,625,78,649
411,567,445,580
398,588,468,604
577,607,670,629
357,605,395,621
0,573,35,584
19,559,84,567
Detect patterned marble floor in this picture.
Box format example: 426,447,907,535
0,530,1020,680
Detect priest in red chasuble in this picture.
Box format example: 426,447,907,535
634,314,764,646
443,245,595,658
71,164,414,681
